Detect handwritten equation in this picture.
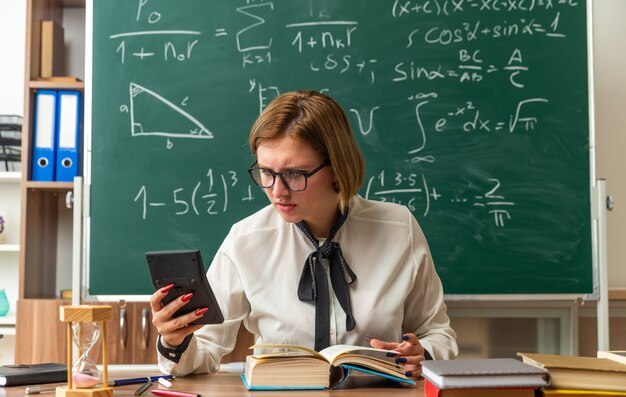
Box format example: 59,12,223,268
132,169,257,220
364,171,514,227
132,167,514,228
94,0,588,233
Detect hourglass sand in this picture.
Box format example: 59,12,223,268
56,305,113,397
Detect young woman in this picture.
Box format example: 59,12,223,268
150,90,457,380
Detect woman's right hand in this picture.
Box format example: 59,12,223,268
150,284,207,347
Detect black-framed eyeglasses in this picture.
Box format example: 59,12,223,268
247,161,329,192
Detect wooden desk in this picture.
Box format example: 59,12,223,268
0,372,425,397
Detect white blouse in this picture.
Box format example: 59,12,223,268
158,195,458,375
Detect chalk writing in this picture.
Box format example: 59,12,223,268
90,0,592,296
132,169,258,220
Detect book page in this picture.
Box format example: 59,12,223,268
597,351,626,366
319,344,397,363
250,344,327,362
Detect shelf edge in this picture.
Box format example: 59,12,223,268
0,244,20,252
0,172,21,182
29,80,85,90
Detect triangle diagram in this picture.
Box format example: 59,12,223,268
129,82,213,139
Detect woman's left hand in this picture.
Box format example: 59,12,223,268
368,333,425,381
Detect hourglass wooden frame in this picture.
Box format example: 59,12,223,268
56,305,113,397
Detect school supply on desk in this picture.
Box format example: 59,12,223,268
0,363,66,387
597,350,626,365
146,250,224,325
421,358,549,389
424,380,536,397
24,375,175,394
151,390,200,397
110,375,174,386
518,352,626,392
54,90,81,181
31,90,58,181
241,343,414,390
134,380,153,396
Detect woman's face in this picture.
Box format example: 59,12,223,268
256,135,339,237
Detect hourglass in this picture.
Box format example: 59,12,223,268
57,305,113,397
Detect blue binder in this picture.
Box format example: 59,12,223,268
31,90,58,181
55,90,81,182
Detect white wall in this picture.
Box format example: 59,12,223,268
0,0,26,116
593,0,626,290
64,7,85,80
0,0,24,365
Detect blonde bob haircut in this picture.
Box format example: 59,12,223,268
248,90,365,213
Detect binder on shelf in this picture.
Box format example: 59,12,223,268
55,90,81,182
31,90,57,181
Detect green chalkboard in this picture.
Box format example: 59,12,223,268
89,0,593,296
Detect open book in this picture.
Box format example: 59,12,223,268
241,343,415,390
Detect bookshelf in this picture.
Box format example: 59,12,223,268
15,1,164,364
15,0,82,363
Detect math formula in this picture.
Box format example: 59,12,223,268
90,0,592,294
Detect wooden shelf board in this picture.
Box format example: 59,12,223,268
29,80,84,90
0,314,17,325
0,172,21,182
0,326,16,336
609,290,626,301
25,181,74,191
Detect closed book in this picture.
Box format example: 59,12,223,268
40,20,64,78
0,363,66,387
518,352,626,392
541,389,626,397
424,379,536,397
422,358,549,389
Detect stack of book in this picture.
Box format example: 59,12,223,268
518,351,626,396
421,358,550,397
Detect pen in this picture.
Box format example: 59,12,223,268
151,390,201,397
25,375,175,394
113,375,175,386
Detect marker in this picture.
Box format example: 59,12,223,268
25,375,175,394
134,380,153,396
151,390,201,397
